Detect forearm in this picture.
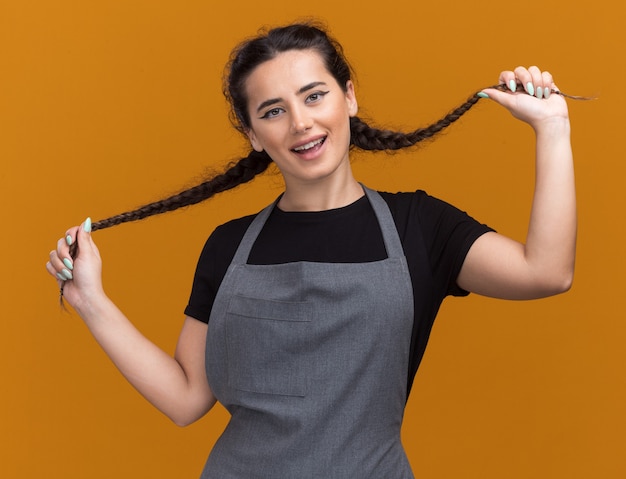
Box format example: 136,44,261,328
76,295,214,426
524,117,576,291
458,67,577,299
47,223,214,425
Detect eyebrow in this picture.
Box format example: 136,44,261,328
255,81,328,114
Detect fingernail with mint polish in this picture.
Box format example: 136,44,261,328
84,217,92,233
63,258,74,270
61,269,73,280
66,235,73,246
536,86,543,99
526,82,535,96
509,80,517,92
56,273,66,282
477,92,489,99
544,87,551,99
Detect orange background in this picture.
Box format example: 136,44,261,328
2,1,624,477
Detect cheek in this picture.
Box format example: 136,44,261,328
250,126,285,153
334,116,352,142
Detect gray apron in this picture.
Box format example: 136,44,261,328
202,186,415,478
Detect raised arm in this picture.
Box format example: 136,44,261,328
457,66,576,300
46,221,216,426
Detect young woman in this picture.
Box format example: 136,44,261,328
46,23,575,478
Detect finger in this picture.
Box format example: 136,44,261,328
57,231,77,278
58,227,80,259
498,70,518,92
46,255,68,283
50,224,83,282
513,66,536,96
541,70,554,99
64,226,81,258
75,217,102,261
75,217,94,251
49,246,74,281
528,66,546,99
46,256,64,281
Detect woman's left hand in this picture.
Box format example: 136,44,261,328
481,66,569,130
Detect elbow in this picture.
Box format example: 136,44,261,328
539,268,575,297
172,417,195,428
556,261,576,294
560,270,575,293
170,411,202,428
551,275,573,295
167,397,216,427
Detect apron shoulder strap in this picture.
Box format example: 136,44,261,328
231,200,277,265
361,185,405,259
232,185,405,265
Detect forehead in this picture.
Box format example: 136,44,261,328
245,50,334,101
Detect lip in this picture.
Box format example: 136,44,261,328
290,134,327,152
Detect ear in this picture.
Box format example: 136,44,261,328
245,128,264,152
345,80,358,117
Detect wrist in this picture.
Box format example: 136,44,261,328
533,116,571,137
74,289,112,321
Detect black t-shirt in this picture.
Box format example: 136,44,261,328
185,190,493,395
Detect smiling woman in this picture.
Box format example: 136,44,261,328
46,22,576,478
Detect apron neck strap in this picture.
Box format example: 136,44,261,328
232,184,404,265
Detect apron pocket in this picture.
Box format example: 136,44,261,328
225,295,312,397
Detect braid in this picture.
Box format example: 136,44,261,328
350,84,593,151
91,150,272,232
89,86,590,232
90,88,481,234
350,90,482,151
90,87,474,234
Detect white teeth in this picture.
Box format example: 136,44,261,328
293,138,324,152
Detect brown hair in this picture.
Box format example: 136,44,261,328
86,24,585,233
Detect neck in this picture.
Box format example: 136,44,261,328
278,169,363,212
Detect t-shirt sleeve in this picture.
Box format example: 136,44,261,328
382,190,494,297
431,197,493,296
419,191,493,296
184,216,254,323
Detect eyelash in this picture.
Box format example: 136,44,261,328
306,90,329,103
259,91,330,119
261,108,283,119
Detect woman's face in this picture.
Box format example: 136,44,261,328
244,49,358,188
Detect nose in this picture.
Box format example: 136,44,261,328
291,107,313,134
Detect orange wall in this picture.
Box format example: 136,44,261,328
2,1,623,477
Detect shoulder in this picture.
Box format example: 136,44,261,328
185,212,260,323
378,189,459,210
375,187,492,255
194,213,257,269
377,189,466,227
209,213,257,245
378,189,427,209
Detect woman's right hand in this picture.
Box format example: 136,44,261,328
46,218,104,313
46,218,216,424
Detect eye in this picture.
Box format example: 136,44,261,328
260,107,284,119
306,91,329,104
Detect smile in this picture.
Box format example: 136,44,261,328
292,137,326,152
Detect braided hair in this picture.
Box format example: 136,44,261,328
88,22,591,235
89,23,496,232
